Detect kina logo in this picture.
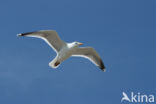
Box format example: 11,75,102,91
121,92,154,103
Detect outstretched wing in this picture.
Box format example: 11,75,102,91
72,47,106,71
18,30,66,52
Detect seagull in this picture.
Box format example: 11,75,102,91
17,30,106,71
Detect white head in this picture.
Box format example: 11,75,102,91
69,41,83,48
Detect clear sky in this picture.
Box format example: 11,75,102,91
0,0,156,104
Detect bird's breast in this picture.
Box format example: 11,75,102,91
57,47,73,62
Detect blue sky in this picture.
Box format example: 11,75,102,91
0,0,156,104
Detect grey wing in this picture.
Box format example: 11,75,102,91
72,47,106,71
18,30,66,52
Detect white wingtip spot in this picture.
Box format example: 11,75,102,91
103,68,106,72
17,34,22,37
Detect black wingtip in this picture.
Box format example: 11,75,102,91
17,32,36,37
101,67,106,72
99,60,106,72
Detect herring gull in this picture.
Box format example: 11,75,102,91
17,30,106,71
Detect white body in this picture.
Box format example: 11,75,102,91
49,43,76,68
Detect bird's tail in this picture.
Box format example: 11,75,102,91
49,58,60,69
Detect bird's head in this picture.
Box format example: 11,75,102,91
68,41,83,48
73,41,83,47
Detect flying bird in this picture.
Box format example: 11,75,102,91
17,30,106,71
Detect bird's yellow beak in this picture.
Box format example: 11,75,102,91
79,43,83,46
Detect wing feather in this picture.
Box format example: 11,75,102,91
72,47,106,71
18,30,66,52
